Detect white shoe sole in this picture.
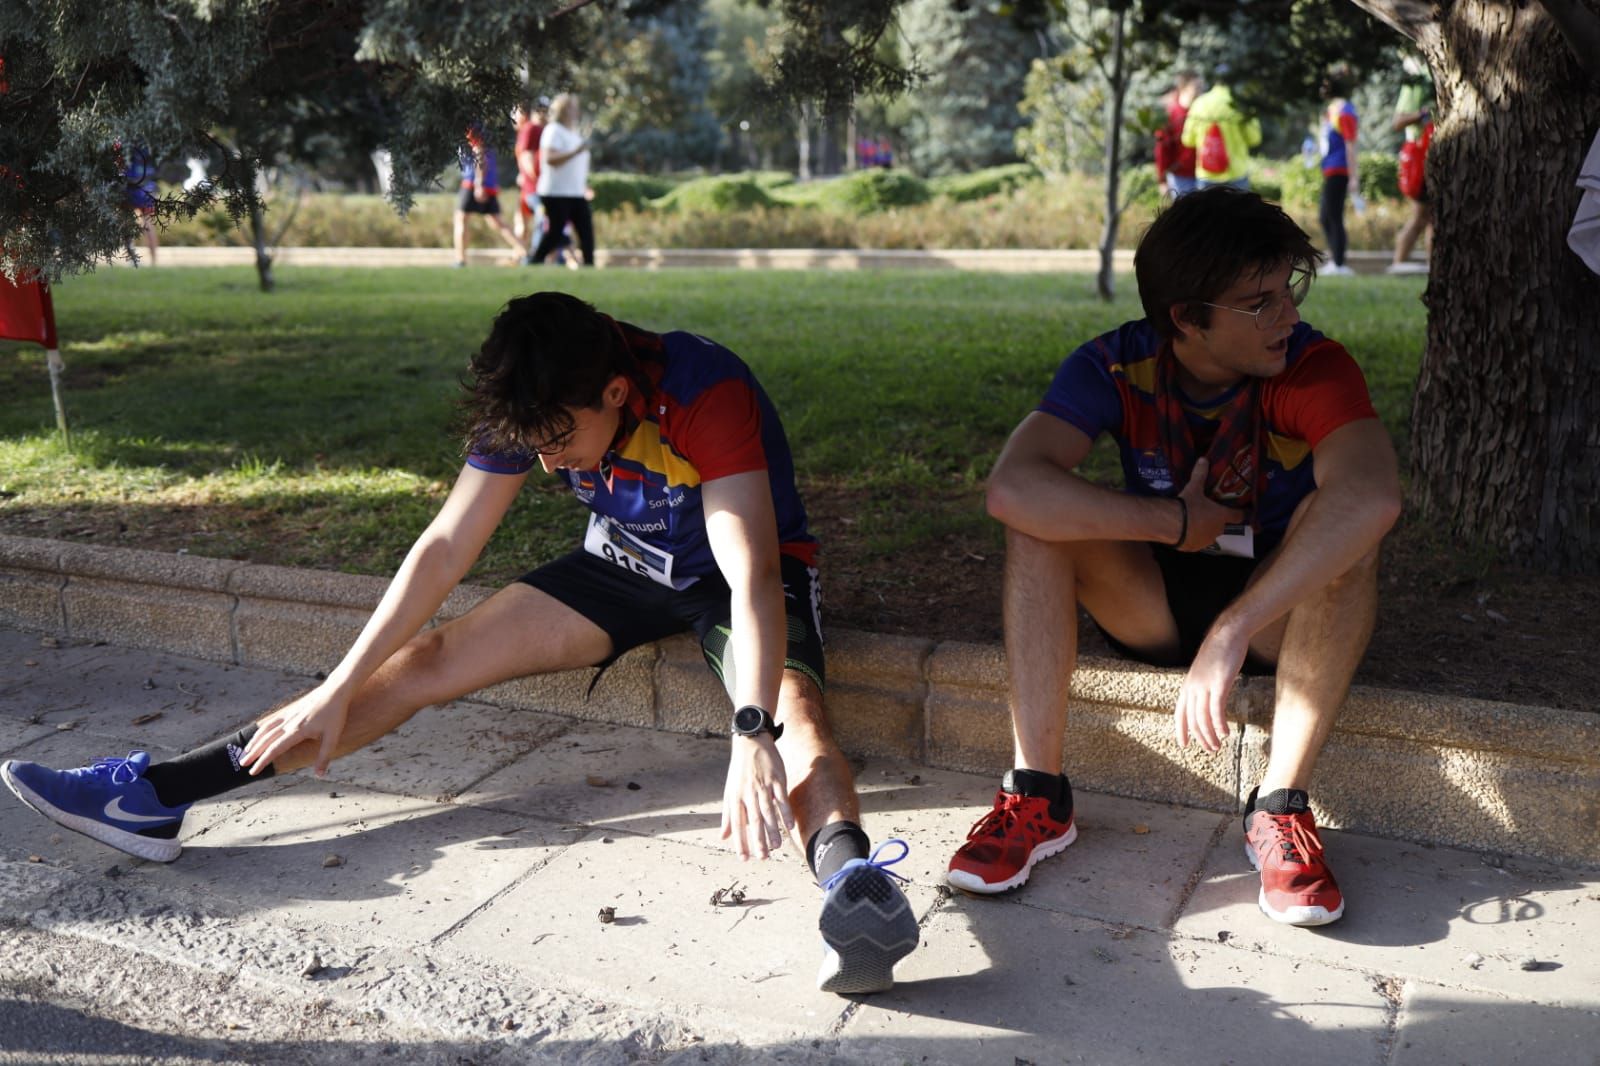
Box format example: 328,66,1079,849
1243,838,1344,926
1,761,182,863
946,822,1078,895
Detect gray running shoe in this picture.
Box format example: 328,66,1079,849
816,839,919,995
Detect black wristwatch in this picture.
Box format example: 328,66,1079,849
731,704,784,741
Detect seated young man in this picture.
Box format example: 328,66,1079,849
3,292,919,994
947,187,1401,927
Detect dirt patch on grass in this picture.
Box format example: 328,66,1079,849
803,487,1600,713
5,484,1595,713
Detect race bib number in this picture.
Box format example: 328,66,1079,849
1203,523,1256,560
584,513,678,587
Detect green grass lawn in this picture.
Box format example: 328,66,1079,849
0,267,1428,586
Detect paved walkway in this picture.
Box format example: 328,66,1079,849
144,246,1410,275
0,627,1593,1065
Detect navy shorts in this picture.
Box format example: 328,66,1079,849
1095,545,1273,675
519,550,826,693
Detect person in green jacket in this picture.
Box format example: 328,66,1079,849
1182,72,1262,189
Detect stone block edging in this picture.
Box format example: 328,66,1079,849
2,533,1595,867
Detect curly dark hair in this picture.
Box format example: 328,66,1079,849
461,292,634,456
1135,186,1323,341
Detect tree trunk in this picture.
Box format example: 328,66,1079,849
1348,0,1600,571
797,104,813,181
248,202,275,293
1096,8,1128,303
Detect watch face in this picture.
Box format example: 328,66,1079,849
733,706,764,734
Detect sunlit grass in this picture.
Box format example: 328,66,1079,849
0,265,1427,584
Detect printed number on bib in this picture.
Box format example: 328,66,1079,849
585,513,677,587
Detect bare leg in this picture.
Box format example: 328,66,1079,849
452,211,468,265
268,583,610,773
772,670,858,845
141,211,158,265
1005,528,1178,772
1393,200,1432,265
484,214,527,258
1254,547,1380,793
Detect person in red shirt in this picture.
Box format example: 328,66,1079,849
512,100,545,244
1154,71,1202,199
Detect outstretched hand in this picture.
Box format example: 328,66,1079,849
720,735,797,860
239,685,351,778
1176,458,1246,552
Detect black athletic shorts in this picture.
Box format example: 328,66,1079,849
519,550,826,693
1095,545,1273,675
457,187,503,215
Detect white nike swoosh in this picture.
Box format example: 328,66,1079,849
104,795,175,823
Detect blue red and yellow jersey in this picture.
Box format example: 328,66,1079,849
1320,100,1359,177
1038,319,1378,554
467,328,817,587
459,145,500,192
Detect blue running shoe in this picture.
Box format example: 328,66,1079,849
2,751,189,862
817,838,920,995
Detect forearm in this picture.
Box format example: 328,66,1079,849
727,561,786,713
1212,488,1397,642
989,460,1182,545
323,533,476,695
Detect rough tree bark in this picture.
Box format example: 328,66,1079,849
1349,0,1600,572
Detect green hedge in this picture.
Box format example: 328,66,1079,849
810,170,931,214
1270,153,1401,209
652,174,781,213
929,164,1041,203
589,172,677,213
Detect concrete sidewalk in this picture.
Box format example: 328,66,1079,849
0,627,1595,1066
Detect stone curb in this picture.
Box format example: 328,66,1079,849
2,533,1594,867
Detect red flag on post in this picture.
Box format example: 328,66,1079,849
0,272,70,440
0,272,59,349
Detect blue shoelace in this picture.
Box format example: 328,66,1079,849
820,837,911,892
80,753,146,786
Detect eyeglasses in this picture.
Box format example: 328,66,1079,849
528,425,577,456
1200,268,1313,331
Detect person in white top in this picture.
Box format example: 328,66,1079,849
529,93,595,267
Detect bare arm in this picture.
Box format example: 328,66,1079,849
543,139,589,168
242,463,527,772
1174,419,1402,750
986,412,1241,550
703,469,786,718
703,469,794,860
1210,419,1401,645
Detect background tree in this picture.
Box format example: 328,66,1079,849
573,0,723,172
1339,0,1600,572
897,0,1041,176
1016,0,1177,299
0,0,913,283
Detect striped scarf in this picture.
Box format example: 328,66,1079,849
1154,343,1263,522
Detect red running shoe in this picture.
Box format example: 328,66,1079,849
1243,787,1345,926
947,771,1076,894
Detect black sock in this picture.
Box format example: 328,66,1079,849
807,820,871,883
1244,785,1310,829
143,725,274,808
1003,768,1074,822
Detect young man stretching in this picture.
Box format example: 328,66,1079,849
948,188,1401,926
4,292,919,994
